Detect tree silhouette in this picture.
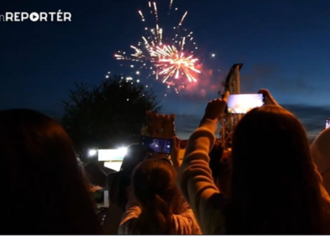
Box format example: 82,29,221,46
60,76,161,158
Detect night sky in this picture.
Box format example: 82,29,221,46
1,0,330,140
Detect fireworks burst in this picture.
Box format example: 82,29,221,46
114,0,201,94
151,45,200,83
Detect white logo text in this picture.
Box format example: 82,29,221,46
0,10,72,22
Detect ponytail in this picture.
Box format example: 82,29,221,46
132,194,173,234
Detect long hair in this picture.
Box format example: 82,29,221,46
311,127,330,175
131,159,180,234
311,127,330,196
227,105,330,234
0,109,102,234
108,144,152,210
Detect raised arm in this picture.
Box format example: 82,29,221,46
177,95,229,234
171,136,181,170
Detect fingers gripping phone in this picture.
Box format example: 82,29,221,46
139,136,172,154
325,118,330,129
226,93,264,114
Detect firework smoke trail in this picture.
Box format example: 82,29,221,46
114,0,200,94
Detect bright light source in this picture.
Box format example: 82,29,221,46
98,149,126,161
104,161,122,172
88,149,97,156
212,53,215,57
117,147,127,156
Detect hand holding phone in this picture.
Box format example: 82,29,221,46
170,136,181,167
203,93,229,121
258,89,280,107
325,119,330,129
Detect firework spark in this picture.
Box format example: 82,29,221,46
150,45,200,83
114,0,200,93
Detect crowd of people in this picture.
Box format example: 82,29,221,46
2,89,330,235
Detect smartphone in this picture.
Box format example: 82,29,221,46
227,93,263,114
140,136,172,154
325,118,330,129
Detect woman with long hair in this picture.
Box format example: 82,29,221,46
105,144,153,234
118,158,201,234
178,90,330,234
311,127,330,195
0,109,102,234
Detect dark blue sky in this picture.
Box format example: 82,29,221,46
1,0,330,140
